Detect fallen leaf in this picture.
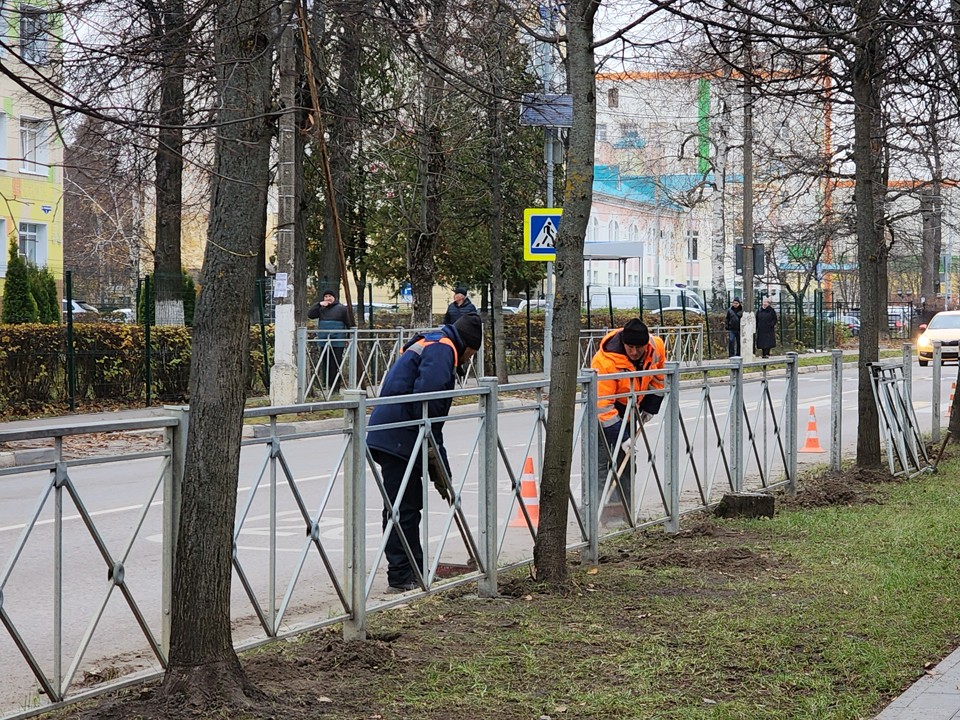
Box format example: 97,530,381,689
318,696,333,703
524,594,533,601
587,567,599,575
554,705,568,713
703,698,717,704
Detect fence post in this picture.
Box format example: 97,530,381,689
786,352,799,495
349,327,359,389
730,356,744,492
830,349,843,472
342,389,367,641
65,270,76,412
933,341,942,443
902,342,913,412
664,362,681,534
162,406,188,658
296,327,307,403
144,275,152,407
478,377,499,596
582,369,600,565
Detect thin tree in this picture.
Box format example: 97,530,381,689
160,0,275,700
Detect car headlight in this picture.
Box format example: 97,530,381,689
918,335,933,349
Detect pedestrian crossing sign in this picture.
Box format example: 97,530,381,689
524,208,562,261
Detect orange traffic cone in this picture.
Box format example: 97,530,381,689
509,457,539,528
799,405,825,453
946,383,956,417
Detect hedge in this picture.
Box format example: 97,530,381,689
0,324,273,415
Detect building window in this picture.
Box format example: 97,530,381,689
608,219,619,242
20,118,48,173
688,230,699,260
19,5,49,64
607,88,619,108
629,223,639,244
18,222,44,264
596,123,607,142
592,216,599,242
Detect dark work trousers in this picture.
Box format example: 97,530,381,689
728,330,741,358
597,426,632,508
371,449,424,587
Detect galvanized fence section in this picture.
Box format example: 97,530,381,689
298,326,705,401
2,361,793,719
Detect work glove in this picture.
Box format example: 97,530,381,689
427,447,451,502
639,411,654,426
620,436,634,454
602,421,623,449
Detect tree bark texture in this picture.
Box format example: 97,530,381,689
153,0,187,325
485,6,507,382
320,3,364,299
163,0,273,698
409,0,447,328
853,0,883,468
533,0,599,584
710,83,730,310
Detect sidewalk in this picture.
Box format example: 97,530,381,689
875,648,960,719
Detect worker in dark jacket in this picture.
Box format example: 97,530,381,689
443,286,478,325
307,289,353,390
367,313,483,593
725,298,743,358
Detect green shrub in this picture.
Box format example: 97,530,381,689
2,243,39,324
28,265,58,323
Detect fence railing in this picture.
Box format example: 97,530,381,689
298,325,704,400
2,354,795,718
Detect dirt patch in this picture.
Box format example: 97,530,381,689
780,466,894,509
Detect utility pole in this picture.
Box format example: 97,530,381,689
740,36,756,362
271,0,298,404
542,3,557,377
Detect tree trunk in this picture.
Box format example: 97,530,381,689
161,0,273,701
153,0,186,326
853,0,883,468
710,85,730,310
409,0,447,328
533,0,599,584
485,6,507,383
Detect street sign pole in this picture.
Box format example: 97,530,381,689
545,129,555,377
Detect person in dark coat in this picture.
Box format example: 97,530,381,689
443,286,478,325
307,289,353,389
755,296,778,358
366,313,483,593
725,298,743,358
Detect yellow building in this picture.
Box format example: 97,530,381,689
0,3,64,299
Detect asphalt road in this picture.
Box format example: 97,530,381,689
0,362,952,715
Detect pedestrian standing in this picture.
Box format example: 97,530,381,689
307,289,353,389
443,287,477,325
725,298,743,358
755,296,778,358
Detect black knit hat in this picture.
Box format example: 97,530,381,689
454,286,468,296
323,289,338,301
454,313,483,350
621,318,649,346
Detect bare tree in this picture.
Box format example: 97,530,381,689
161,0,275,700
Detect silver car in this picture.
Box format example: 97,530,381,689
917,311,960,365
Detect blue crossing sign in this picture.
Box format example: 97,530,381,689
524,208,562,261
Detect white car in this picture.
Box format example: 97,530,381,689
917,311,960,366
61,299,100,316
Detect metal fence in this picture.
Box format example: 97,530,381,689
2,355,797,718
298,325,705,401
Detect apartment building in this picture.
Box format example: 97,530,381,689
0,2,63,297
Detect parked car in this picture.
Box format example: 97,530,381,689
831,314,860,336
61,300,100,318
916,311,960,365
587,286,706,316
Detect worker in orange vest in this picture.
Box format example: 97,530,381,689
590,318,666,513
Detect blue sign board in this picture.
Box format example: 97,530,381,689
520,94,573,128
524,208,562,261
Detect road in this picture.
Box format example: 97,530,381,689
0,362,951,716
